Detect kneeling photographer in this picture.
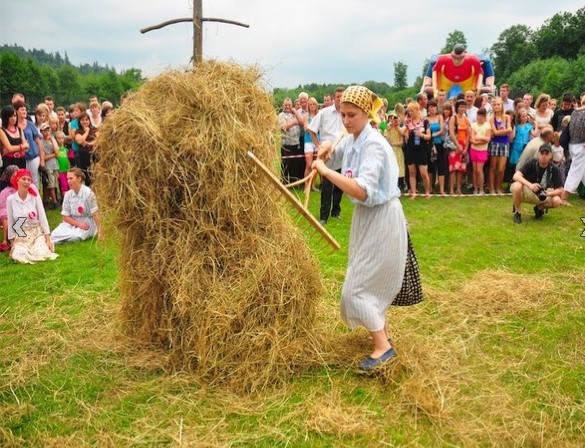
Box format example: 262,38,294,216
510,144,563,223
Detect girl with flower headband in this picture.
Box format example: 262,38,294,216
6,168,58,263
312,85,413,371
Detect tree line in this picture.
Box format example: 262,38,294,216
0,45,143,109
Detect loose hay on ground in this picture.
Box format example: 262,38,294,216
371,269,582,445
94,61,324,392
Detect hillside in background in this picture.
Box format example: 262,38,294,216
1,44,119,76
0,45,143,107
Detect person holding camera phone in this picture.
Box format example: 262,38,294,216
510,143,563,223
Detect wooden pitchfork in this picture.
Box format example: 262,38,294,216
284,132,346,209
246,133,346,252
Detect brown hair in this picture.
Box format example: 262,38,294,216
68,167,86,181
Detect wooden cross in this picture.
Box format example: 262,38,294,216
140,0,249,66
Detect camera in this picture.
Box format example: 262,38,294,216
536,186,547,201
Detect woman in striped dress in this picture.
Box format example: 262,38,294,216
312,85,408,371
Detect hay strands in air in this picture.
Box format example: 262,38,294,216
246,150,340,252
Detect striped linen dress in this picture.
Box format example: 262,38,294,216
331,124,408,332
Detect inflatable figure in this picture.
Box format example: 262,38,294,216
420,44,495,99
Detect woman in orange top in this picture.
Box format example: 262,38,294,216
448,100,470,195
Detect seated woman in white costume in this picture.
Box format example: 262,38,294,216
51,168,102,244
7,168,58,264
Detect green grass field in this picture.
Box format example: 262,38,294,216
1,193,584,447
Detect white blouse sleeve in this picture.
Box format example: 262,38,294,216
88,189,99,215
61,191,72,216
354,141,386,207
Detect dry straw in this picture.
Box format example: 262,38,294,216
94,61,324,392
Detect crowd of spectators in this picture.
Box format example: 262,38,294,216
279,85,584,223
0,93,105,262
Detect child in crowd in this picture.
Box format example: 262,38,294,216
54,131,70,197
551,131,566,183
39,123,60,209
509,108,537,170
448,100,470,195
48,115,59,136
488,97,512,195
469,108,491,195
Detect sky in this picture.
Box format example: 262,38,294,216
1,1,583,91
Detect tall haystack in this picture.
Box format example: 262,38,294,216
94,61,324,391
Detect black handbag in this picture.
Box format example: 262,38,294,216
392,233,424,306
39,166,50,187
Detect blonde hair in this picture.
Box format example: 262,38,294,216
535,93,550,109
308,97,319,114
407,101,421,114
35,103,50,116
393,102,406,120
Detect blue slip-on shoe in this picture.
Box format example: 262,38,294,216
358,347,397,371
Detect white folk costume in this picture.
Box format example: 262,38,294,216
51,184,99,244
7,170,58,264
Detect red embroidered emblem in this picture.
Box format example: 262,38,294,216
78,206,84,214
28,211,37,220
344,169,354,178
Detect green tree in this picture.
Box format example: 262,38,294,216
533,7,585,61
82,73,102,101
99,70,123,104
490,24,536,82
565,53,585,97
0,52,28,104
507,57,571,98
40,65,59,99
25,58,47,106
440,30,467,54
363,81,392,95
56,65,82,106
393,62,408,90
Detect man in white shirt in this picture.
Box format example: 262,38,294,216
278,98,304,183
499,84,515,112
44,96,58,119
297,92,309,151
308,87,345,224
464,90,478,124
416,93,428,119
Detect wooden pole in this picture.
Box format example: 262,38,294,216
140,2,249,67
193,0,203,66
